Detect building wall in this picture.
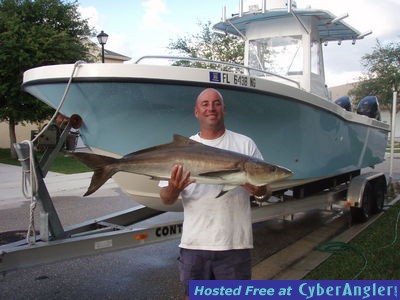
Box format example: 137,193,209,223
329,82,357,101
381,111,400,138
0,121,41,148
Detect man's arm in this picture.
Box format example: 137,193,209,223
159,165,195,205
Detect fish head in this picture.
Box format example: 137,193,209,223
244,158,293,185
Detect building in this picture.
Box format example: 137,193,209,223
329,82,357,101
102,49,131,64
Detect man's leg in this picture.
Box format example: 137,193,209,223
212,249,251,280
178,249,214,298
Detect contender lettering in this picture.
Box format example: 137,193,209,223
155,224,183,237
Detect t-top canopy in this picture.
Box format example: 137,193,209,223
213,8,366,43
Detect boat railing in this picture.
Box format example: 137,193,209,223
134,55,300,88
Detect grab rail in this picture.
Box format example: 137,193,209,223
134,55,300,88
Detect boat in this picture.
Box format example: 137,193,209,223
22,0,389,211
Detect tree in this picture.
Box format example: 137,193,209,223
349,40,400,113
168,21,245,71
0,0,94,156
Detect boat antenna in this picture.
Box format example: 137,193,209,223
330,13,349,24
288,1,309,35
357,31,373,39
287,0,292,13
262,0,266,13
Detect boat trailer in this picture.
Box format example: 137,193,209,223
0,121,387,274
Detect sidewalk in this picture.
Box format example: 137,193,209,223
0,163,117,209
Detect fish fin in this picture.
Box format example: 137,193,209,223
172,134,201,146
125,134,197,157
84,166,118,196
216,190,228,198
199,169,241,179
215,185,237,198
71,152,119,196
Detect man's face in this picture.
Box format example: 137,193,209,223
194,90,225,130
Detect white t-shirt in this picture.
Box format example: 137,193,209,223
161,130,263,251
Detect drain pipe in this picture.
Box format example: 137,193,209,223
389,87,398,180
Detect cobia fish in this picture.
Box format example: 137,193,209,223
72,134,293,197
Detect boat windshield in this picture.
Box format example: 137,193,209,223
248,36,303,77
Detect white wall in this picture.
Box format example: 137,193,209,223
381,110,400,138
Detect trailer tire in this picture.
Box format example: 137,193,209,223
350,182,372,223
371,177,386,214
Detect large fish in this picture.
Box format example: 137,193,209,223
72,134,293,197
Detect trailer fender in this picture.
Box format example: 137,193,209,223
346,172,386,207
347,172,386,223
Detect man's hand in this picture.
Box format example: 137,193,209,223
169,165,194,191
242,183,272,201
160,165,195,205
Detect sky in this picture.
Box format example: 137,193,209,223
77,0,400,87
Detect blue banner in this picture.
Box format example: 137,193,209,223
190,280,399,299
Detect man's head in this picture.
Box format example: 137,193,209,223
194,88,225,134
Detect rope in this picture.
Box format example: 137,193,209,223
31,61,85,144
20,60,85,244
18,140,38,244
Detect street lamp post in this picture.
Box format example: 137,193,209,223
97,30,109,63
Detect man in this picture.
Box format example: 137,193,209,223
159,88,270,299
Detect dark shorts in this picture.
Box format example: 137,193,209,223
178,248,251,296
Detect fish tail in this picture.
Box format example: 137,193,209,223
84,166,117,196
72,152,119,196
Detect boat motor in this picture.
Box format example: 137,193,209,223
356,96,381,120
334,96,352,112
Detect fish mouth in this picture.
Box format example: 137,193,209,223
274,166,294,180
282,169,294,178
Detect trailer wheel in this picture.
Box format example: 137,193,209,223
350,182,372,223
371,177,386,214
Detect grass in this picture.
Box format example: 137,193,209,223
305,200,400,279
0,148,21,166
0,148,91,174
